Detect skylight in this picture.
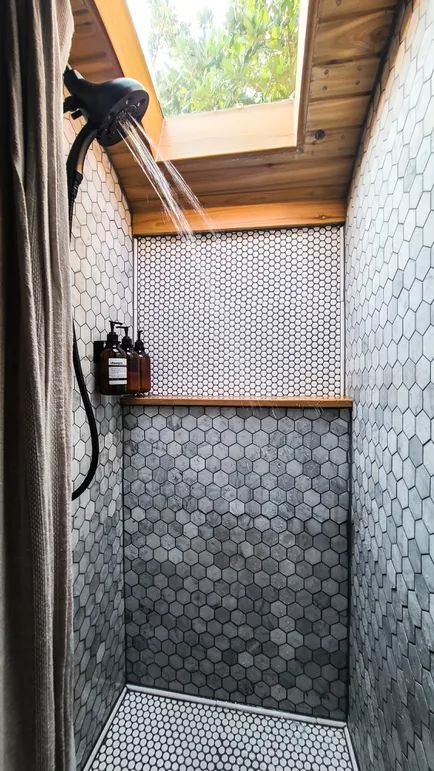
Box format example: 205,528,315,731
127,0,300,117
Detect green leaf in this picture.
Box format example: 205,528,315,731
147,0,300,115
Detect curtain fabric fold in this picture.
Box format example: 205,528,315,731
0,1,75,769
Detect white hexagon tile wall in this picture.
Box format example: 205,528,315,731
345,0,434,769
64,113,133,771
136,227,343,398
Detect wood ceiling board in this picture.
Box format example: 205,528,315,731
318,0,398,21
310,58,380,99
127,157,353,198
133,200,347,236
306,94,371,130
132,185,349,214
301,127,361,156
110,127,358,179
108,144,301,174
313,9,396,64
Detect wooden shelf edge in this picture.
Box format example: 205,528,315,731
132,200,347,235
121,395,353,408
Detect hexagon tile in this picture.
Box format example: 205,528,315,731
136,227,343,397
65,112,133,770
123,406,350,720
345,0,434,769
87,689,355,771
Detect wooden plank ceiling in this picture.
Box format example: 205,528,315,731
69,0,398,233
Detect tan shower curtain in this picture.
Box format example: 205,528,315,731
0,1,75,769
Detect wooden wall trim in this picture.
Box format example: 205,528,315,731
132,200,346,235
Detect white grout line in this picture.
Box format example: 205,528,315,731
82,686,127,771
344,725,360,771
126,684,347,729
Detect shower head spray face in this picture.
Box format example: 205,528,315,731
64,67,149,146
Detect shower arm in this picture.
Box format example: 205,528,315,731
67,124,100,501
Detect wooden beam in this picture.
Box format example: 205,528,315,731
121,395,353,407
132,200,346,235
93,0,164,148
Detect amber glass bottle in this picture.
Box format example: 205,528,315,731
119,326,141,394
134,330,151,393
98,321,127,395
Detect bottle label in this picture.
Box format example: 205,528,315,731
108,358,127,385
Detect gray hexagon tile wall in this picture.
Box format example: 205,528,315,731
65,113,133,770
123,405,350,719
346,0,434,769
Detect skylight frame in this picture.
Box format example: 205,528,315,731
94,0,315,162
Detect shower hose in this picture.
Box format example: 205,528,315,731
67,122,100,501
72,322,99,500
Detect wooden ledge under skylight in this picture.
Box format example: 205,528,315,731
120,395,353,408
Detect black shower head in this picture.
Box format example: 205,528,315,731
64,67,149,147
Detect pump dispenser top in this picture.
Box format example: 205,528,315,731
118,324,140,393
107,320,119,343
134,329,151,393
134,330,145,352
119,325,134,350
97,319,127,395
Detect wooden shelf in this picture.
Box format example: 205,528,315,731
121,395,352,407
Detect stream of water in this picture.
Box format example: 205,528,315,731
120,116,212,238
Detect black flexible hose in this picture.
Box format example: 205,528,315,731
72,325,99,500
67,124,100,501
